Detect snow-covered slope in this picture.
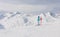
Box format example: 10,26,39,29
45,12,57,23
0,11,60,37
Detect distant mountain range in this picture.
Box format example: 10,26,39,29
0,10,59,20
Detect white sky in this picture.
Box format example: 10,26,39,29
0,2,49,12
0,0,60,13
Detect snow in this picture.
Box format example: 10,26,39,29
0,11,60,37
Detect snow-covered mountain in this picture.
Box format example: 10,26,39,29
0,11,60,37
0,11,59,28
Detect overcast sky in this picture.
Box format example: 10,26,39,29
0,0,60,5
0,0,60,13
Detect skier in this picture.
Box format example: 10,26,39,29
37,16,40,26
40,16,42,25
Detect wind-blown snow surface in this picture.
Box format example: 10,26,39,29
0,12,60,37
